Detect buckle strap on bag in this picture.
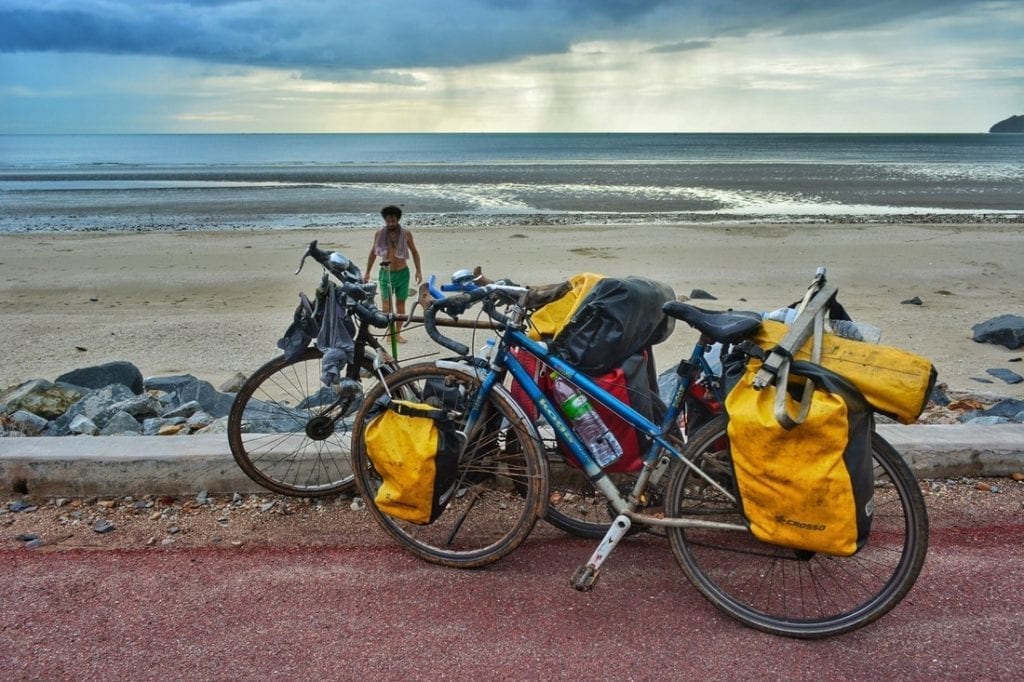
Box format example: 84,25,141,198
736,340,767,361
752,284,836,390
749,284,836,430
389,400,448,421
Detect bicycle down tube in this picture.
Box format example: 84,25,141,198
467,326,744,530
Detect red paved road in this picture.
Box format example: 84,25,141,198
3,507,1023,679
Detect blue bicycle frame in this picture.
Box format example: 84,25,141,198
459,325,728,515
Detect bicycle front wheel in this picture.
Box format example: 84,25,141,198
665,415,929,638
227,347,391,496
351,363,548,568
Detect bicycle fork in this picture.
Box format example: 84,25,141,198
571,514,632,591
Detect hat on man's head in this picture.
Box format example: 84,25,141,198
381,205,403,220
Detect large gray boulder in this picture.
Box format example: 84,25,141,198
44,384,137,436
972,314,1024,349
145,374,235,418
99,410,143,436
56,361,144,394
8,410,50,436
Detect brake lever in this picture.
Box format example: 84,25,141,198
295,247,314,275
295,240,319,276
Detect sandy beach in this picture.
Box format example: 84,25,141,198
1,222,1022,401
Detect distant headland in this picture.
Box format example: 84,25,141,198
989,115,1024,133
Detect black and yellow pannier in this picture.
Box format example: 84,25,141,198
750,320,936,425
363,397,465,525
725,358,874,556
515,272,676,470
723,279,934,556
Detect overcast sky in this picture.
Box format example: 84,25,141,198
1,0,1021,133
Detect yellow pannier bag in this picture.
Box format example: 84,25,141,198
752,320,936,424
527,272,605,341
363,399,463,525
725,360,875,557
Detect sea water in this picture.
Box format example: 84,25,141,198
1,133,1022,232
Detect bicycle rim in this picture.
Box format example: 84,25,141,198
228,347,391,496
351,363,547,568
666,416,929,638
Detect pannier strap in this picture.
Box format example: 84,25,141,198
389,400,447,421
752,285,837,391
750,285,834,429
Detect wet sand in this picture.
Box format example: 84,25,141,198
1,222,1022,399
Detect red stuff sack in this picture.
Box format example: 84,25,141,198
512,349,664,473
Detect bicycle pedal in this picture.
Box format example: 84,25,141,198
571,565,599,592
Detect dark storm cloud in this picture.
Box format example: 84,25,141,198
0,0,995,76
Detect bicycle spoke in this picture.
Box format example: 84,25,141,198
228,348,384,496
351,363,546,568
667,416,928,638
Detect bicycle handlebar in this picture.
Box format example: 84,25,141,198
297,240,362,283
351,302,392,329
482,298,515,328
295,240,327,275
423,287,492,355
296,239,392,328
422,278,532,355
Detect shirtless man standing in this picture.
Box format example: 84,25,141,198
365,205,422,342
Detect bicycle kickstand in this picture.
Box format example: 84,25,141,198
570,514,632,592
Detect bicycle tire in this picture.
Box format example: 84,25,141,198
350,363,547,568
227,347,393,496
665,415,929,638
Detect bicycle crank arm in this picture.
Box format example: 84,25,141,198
571,514,632,592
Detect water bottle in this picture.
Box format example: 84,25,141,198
475,338,496,362
762,306,800,325
830,320,882,344
550,372,623,467
763,306,882,343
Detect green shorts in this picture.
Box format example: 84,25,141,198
378,266,411,302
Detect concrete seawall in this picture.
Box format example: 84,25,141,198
1,424,1022,497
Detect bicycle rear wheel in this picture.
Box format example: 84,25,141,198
351,363,547,568
543,445,672,539
665,415,929,638
543,454,621,539
228,347,391,496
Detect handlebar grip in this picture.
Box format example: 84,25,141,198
424,299,470,356
339,280,367,301
436,287,489,315
440,292,471,314
427,274,445,301
440,282,477,293
352,303,391,329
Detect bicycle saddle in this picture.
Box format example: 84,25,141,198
525,281,572,310
662,301,763,344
